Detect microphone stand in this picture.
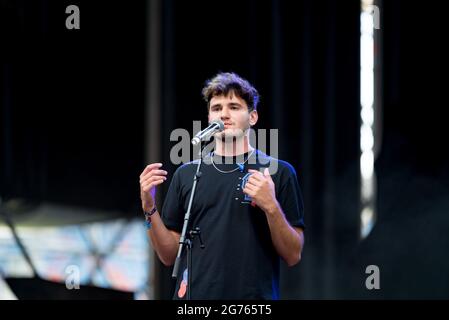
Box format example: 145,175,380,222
171,144,206,300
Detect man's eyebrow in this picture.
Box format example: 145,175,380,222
210,102,242,108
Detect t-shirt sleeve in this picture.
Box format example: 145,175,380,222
161,167,184,233
278,164,305,230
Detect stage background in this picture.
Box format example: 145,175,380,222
1,0,448,299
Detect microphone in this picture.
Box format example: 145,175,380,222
191,120,225,146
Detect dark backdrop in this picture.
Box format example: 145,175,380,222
1,0,448,299
1,1,146,213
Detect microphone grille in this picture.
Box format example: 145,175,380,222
212,119,225,131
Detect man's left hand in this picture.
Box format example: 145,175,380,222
243,168,278,213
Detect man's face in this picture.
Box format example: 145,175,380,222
208,92,258,139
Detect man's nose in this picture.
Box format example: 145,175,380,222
220,107,230,119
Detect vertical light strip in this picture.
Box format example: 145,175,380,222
145,0,162,299
360,0,378,239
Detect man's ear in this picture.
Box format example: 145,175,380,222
249,110,258,126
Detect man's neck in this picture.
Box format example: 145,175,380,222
214,136,253,157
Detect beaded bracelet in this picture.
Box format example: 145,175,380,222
144,206,157,218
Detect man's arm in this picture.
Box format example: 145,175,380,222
263,202,304,266
147,211,180,266
140,163,180,266
243,168,304,266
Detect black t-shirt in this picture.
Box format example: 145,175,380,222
161,149,305,300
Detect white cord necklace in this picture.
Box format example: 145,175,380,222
211,149,256,174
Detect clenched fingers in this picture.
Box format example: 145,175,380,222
243,182,256,193
247,176,263,187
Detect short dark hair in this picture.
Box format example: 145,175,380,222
202,72,260,112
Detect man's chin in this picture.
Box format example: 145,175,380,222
216,130,245,140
